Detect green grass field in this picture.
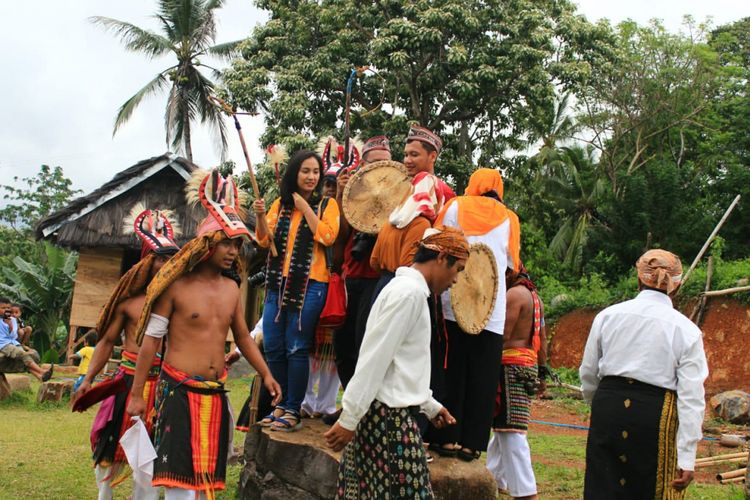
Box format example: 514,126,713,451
0,377,745,499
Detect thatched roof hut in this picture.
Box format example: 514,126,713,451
37,153,262,356
37,153,202,249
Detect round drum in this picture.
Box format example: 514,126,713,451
342,160,411,234
450,243,498,334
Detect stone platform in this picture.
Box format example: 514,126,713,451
239,419,497,499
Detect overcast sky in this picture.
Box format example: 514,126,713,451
0,1,748,195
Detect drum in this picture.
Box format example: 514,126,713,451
450,243,498,334
341,160,412,234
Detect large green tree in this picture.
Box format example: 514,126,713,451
224,0,613,190
92,0,243,160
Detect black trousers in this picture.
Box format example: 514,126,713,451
429,320,503,451
333,277,378,389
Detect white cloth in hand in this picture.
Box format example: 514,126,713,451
119,416,157,489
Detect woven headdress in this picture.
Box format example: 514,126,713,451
362,135,391,157
96,203,181,338
319,136,361,175
407,125,443,155
123,202,181,259
186,169,251,240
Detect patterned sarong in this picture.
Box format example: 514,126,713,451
152,362,229,496
493,348,537,433
91,350,160,479
584,376,684,500
337,400,434,499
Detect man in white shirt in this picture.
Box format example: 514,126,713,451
325,226,469,499
580,249,708,499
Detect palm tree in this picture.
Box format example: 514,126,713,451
546,146,608,273
91,0,243,160
528,92,579,173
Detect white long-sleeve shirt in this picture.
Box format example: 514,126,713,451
438,201,513,334
338,266,443,431
579,290,708,471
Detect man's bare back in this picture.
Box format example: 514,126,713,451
504,286,535,349
153,273,240,381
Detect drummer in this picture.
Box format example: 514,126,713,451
404,125,456,202
429,168,521,461
369,171,445,303
326,136,392,425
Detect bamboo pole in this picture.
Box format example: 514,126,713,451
717,468,747,481
702,285,750,297
720,475,745,484
695,452,748,463
679,194,741,292
695,457,748,468
695,256,714,325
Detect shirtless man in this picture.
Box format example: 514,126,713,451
127,170,281,499
73,205,181,500
485,267,548,500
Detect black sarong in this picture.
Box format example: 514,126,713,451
152,363,230,494
584,376,684,500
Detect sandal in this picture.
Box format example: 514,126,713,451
457,448,481,462
428,442,458,458
259,407,285,427
42,364,54,382
270,410,303,432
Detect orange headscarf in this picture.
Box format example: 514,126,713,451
636,249,683,294
435,169,521,271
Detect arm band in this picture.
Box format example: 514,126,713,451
144,314,169,339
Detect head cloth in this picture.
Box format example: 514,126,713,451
419,225,470,260
636,249,683,294
362,135,391,157
407,125,443,155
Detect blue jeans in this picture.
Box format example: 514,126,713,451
263,280,327,413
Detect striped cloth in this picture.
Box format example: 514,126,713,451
493,348,537,432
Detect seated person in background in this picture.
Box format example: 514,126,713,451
69,331,96,392
0,297,52,381
11,304,32,346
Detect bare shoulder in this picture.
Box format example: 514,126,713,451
507,285,530,302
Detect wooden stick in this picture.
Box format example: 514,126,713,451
209,95,278,257
702,285,750,297
680,194,741,292
694,256,714,325
248,373,263,425
717,467,747,481
695,457,747,468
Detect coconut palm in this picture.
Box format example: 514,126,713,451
546,145,608,273
91,0,243,160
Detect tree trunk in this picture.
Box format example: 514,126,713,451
183,107,193,161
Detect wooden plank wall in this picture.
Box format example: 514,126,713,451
69,248,123,329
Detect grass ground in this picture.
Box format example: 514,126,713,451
0,377,746,499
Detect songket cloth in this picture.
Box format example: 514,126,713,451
91,350,160,479
152,362,230,496
337,400,434,499
493,348,537,433
584,376,684,500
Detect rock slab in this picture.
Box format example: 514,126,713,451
240,419,497,499
36,379,74,403
710,390,750,424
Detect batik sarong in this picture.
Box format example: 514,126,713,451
152,362,230,496
493,348,537,433
337,400,433,499
91,350,160,480
584,376,684,500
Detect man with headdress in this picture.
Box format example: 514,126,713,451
486,265,548,499
330,135,392,399
72,203,181,500
404,125,456,202
430,168,521,461
126,170,281,499
325,226,469,498
580,249,708,499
